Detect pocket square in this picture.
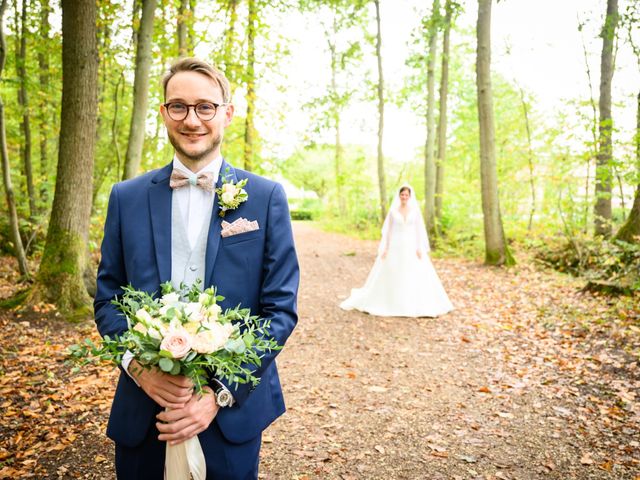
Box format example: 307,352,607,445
221,217,260,238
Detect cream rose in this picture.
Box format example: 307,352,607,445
193,322,233,354
133,322,148,335
160,328,192,359
221,191,236,204
222,183,238,194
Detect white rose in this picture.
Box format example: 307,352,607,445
160,292,180,305
184,302,203,321
192,322,233,354
198,293,209,303
221,191,235,204
147,327,162,340
222,183,238,194
160,328,192,359
135,308,153,324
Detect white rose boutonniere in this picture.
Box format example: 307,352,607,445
215,170,248,217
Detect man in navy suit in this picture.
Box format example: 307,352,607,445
94,57,299,479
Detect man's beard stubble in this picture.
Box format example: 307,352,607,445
167,130,222,164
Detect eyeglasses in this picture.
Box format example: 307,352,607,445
163,101,228,121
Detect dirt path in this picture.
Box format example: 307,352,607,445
260,222,639,479
0,222,638,479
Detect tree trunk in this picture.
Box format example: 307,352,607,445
328,15,344,213
223,0,239,85
476,0,514,266
424,0,439,240
594,0,618,237
435,0,452,234
37,0,51,203
0,0,28,277
518,86,536,231
243,0,257,172
615,91,640,243
17,0,35,218
122,0,156,180
374,0,387,222
33,0,99,315
177,0,188,56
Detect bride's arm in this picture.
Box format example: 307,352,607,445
381,213,393,259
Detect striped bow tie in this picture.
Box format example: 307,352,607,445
169,169,215,192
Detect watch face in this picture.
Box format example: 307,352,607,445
217,390,233,407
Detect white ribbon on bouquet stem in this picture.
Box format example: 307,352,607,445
164,408,206,480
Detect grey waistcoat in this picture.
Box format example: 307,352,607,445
171,193,215,291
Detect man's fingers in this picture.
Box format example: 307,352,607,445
158,421,203,445
166,375,194,389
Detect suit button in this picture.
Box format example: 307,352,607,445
189,265,198,272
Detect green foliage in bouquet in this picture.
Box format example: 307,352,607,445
69,281,281,393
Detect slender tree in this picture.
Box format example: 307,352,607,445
434,0,456,232
593,0,618,237
16,0,35,217
424,0,439,239
33,0,99,314
222,0,240,86
373,0,387,222
122,0,157,180
0,0,28,276
476,0,514,265
243,0,257,172
177,0,195,56
37,0,51,202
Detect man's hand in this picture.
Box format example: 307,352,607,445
156,386,219,445
130,360,193,409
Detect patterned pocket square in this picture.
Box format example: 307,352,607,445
221,218,260,238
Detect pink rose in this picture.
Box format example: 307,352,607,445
160,328,192,359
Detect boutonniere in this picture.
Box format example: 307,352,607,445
215,173,248,217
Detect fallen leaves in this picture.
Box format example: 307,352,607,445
0,311,117,478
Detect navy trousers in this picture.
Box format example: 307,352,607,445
115,421,261,480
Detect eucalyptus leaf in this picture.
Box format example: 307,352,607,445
159,357,174,372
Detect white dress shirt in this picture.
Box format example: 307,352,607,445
122,155,222,383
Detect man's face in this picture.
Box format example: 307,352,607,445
161,71,234,167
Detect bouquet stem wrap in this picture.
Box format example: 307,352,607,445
164,408,206,480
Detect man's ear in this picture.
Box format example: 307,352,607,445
224,104,235,127
159,104,168,124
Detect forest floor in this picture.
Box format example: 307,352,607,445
0,221,639,479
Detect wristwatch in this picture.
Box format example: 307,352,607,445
212,380,235,408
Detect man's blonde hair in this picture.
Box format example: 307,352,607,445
162,57,231,103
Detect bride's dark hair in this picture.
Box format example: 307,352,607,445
399,186,411,195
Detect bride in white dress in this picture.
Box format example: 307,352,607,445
340,185,453,317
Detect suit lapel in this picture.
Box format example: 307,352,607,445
205,159,238,287
149,163,173,285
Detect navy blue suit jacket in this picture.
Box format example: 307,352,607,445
94,160,299,448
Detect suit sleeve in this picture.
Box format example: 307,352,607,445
94,185,129,340
220,183,300,406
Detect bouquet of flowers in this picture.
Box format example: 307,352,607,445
70,280,280,393
71,281,280,480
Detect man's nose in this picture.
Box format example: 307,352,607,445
183,107,202,127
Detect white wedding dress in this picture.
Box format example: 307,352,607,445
340,192,453,317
